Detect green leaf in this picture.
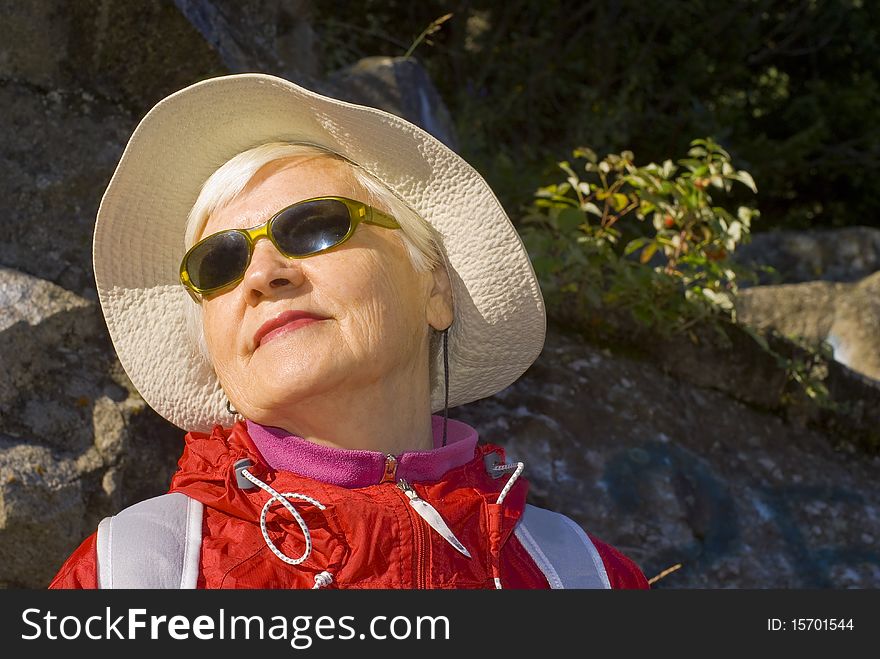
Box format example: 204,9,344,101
558,207,585,233
574,147,598,163
738,206,758,226
558,161,578,180
639,241,659,264
624,236,651,255
702,288,734,310
734,170,757,193
583,202,603,217
611,193,629,211
713,144,732,161
677,158,704,169
713,206,735,223
638,200,656,217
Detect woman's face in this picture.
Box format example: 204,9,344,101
198,156,452,426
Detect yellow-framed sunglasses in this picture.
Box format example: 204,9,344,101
179,195,400,300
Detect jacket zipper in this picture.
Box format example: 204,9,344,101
396,479,429,589
381,453,398,482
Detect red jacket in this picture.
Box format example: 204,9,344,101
50,422,649,589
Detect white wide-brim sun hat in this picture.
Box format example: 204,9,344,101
93,73,546,432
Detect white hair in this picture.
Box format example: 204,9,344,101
183,142,447,365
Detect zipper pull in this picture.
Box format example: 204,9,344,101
397,479,472,559
381,453,398,483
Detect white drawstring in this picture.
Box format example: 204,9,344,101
312,571,333,589
239,468,329,572
494,461,524,506
490,460,525,589
240,459,526,591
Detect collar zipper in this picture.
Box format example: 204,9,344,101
397,480,429,589
381,453,398,483
397,479,472,559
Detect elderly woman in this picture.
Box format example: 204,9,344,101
49,74,647,590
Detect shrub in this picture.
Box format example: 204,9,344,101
521,138,761,339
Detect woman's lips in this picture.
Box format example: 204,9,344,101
254,310,328,349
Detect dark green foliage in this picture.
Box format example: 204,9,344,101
315,0,880,230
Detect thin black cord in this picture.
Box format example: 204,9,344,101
226,399,238,416
442,328,449,447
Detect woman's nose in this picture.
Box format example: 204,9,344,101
242,237,305,303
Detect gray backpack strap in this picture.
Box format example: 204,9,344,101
514,504,611,589
96,492,203,589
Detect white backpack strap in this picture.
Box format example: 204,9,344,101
514,504,611,589
96,492,203,589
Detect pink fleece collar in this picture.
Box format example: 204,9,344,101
244,415,479,488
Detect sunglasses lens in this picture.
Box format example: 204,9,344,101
272,199,352,256
185,231,249,291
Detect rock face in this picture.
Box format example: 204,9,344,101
1,1,878,589
0,0,226,111
173,0,319,81
324,56,459,150
733,226,880,286
455,328,880,588
735,271,880,382
0,269,181,588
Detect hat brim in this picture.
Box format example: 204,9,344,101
93,73,546,432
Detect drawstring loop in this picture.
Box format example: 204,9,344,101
239,467,327,568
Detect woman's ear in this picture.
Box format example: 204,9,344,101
426,262,454,331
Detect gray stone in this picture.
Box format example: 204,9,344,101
324,56,459,151
735,270,880,382
0,0,70,88
0,269,114,452
828,272,880,381
174,0,319,81
0,437,89,588
733,226,880,285
0,0,227,110
0,266,90,332
0,269,182,587
0,80,134,295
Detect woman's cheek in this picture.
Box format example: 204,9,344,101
202,305,243,382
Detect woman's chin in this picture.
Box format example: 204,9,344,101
241,364,340,408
